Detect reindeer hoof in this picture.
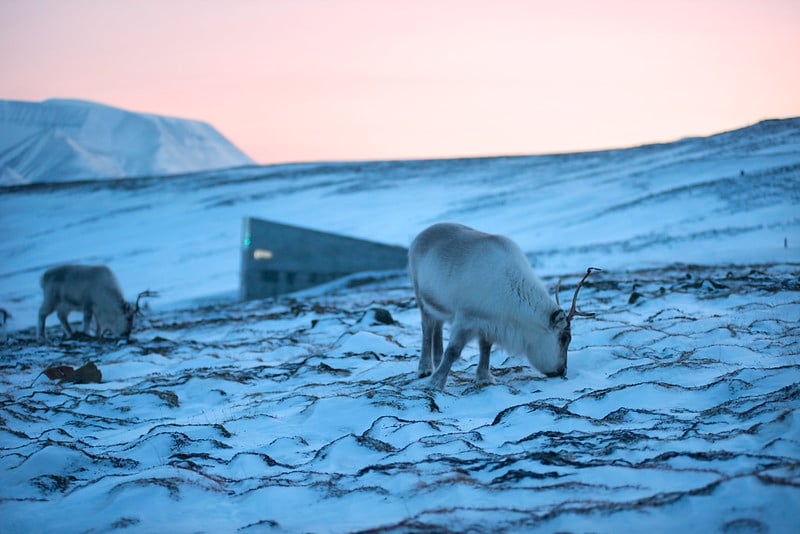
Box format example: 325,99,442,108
428,374,447,391
475,374,496,386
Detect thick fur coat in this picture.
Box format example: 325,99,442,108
38,264,134,341
409,223,570,389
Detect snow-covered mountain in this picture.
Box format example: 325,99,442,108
0,99,254,185
0,118,799,532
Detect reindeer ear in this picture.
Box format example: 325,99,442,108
550,309,568,330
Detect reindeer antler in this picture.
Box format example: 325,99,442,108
554,278,562,307
566,267,602,323
134,290,159,314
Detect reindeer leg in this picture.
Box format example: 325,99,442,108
56,307,74,338
432,320,443,369
82,305,93,336
418,310,437,378
476,337,495,385
37,299,56,342
95,316,104,338
429,327,470,390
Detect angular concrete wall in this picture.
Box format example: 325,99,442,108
240,217,408,300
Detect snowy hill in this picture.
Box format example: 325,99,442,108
1,116,797,329
0,99,254,185
1,118,799,532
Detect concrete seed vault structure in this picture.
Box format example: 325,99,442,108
240,217,409,300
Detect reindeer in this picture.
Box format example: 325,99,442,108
37,265,156,342
409,223,599,390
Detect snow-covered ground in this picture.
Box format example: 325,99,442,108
1,118,799,532
0,99,254,185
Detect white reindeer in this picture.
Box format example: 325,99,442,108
37,264,155,342
409,222,598,390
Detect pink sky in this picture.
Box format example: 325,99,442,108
2,0,799,164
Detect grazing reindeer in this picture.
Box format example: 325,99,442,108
37,265,156,342
409,223,599,390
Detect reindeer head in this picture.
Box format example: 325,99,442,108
116,301,136,339
105,290,158,339
543,267,601,377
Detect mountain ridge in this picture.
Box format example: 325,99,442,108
0,98,255,185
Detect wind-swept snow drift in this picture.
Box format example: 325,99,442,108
0,99,254,185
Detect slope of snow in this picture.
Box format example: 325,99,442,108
1,117,797,330
0,118,799,532
0,99,255,185
1,265,798,532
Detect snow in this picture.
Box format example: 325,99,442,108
0,99,254,185
1,118,799,532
